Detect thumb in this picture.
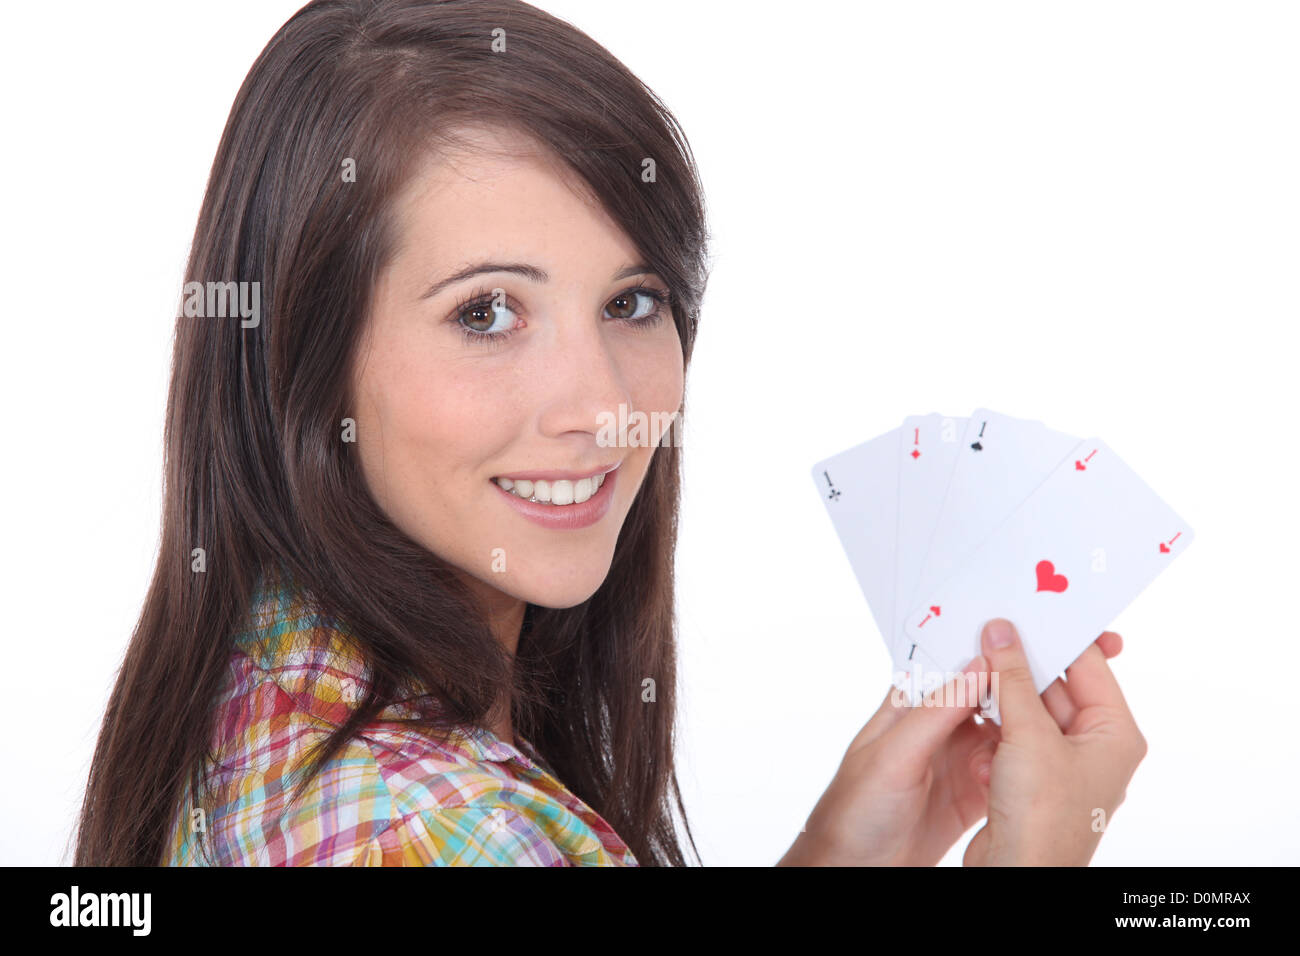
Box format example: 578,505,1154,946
963,821,992,866
980,619,1057,738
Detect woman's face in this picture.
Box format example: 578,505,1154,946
352,126,684,611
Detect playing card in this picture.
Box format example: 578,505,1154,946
892,639,950,707
911,410,1081,608
892,414,967,663
810,428,902,653
810,427,946,704
902,437,1194,717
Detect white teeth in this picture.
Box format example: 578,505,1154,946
551,480,573,505
494,471,607,505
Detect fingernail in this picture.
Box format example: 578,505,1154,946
961,655,986,675
987,619,1015,648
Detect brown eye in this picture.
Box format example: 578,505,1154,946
607,292,638,319
455,298,516,338
463,303,497,332
604,288,667,322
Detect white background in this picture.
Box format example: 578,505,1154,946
2,0,1296,865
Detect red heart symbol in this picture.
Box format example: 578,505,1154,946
1159,542,1170,553
1035,560,1069,593
1075,460,1086,471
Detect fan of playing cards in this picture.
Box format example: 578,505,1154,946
811,409,1194,715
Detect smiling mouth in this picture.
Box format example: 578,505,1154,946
490,472,609,506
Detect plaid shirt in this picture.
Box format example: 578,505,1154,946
165,576,637,866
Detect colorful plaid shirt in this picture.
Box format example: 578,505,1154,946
165,578,637,866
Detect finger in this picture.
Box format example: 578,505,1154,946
980,619,1059,738
852,648,978,755
972,714,1002,782
1096,630,1123,658
1041,677,1078,729
943,705,997,760
963,822,992,867
1041,629,1120,727
1062,641,1132,713
953,716,997,786
886,656,988,761
845,683,913,757
971,745,994,788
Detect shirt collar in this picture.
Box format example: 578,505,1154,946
238,569,550,774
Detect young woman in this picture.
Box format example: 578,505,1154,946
74,0,1145,867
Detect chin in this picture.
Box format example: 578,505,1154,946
513,573,608,610
457,554,611,610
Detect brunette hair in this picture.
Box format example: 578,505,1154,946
74,0,709,866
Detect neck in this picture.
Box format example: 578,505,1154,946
458,572,527,746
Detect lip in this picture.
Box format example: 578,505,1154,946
490,467,618,530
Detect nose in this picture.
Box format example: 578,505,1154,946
533,313,636,450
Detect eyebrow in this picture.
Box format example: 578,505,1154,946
420,262,658,300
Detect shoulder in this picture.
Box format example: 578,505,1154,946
180,708,629,865
169,576,635,866
183,731,581,865
354,804,581,866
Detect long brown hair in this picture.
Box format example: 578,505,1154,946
73,0,710,866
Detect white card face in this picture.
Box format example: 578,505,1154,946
912,410,1081,604
902,437,1195,696
810,428,902,655
892,414,967,662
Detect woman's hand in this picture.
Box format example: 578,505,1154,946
778,624,1129,866
963,619,1147,866
777,652,994,866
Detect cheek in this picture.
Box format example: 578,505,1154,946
356,348,512,506
629,330,685,419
